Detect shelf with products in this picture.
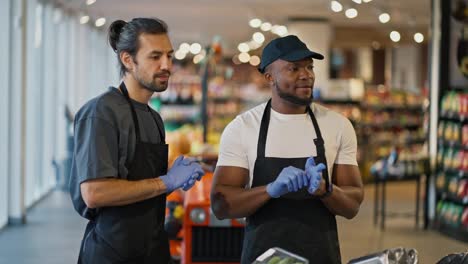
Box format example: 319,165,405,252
434,200,468,243
361,88,428,182
205,76,242,147
318,88,428,182
435,88,468,241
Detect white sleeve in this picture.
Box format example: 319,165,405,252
335,118,358,166
216,117,249,169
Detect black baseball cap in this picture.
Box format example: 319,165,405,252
258,35,324,73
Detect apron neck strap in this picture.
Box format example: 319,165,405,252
119,82,165,143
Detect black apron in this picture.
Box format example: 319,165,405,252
78,82,171,264
241,100,341,264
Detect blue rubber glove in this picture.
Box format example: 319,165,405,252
182,167,205,191
266,166,308,198
305,157,326,194
160,156,204,192
178,157,205,190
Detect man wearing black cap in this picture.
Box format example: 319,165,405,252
211,35,363,263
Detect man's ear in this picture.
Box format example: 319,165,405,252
120,51,134,72
264,72,274,84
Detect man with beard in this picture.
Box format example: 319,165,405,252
210,35,363,263
69,18,204,264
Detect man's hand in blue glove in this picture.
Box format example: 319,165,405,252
266,166,308,198
178,156,205,191
160,155,205,193
305,157,326,195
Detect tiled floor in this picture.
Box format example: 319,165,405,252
0,183,466,264
339,181,468,263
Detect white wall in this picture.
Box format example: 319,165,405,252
0,0,12,229
391,45,422,93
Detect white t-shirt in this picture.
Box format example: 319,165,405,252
217,102,358,188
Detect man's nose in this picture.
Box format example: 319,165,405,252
160,55,172,70
299,67,313,79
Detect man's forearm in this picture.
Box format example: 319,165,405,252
211,185,271,219
81,178,167,208
321,185,363,219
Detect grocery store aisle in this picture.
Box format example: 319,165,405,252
0,183,466,264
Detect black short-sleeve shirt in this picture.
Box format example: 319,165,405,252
69,87,165,219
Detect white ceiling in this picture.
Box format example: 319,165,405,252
57,0,431,54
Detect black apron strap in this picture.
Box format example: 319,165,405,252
306,105,331,193
119,82,165,143
257,99,272,159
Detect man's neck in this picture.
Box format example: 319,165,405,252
271,97,308,114
121,75,153,104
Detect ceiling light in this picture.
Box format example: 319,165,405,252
276,26,288,36
238,42,250,53
249,55,260,66
86,0,96,5
79,15,90,24
232,55,241,65
390,31,401,42
363,0,373,2
352,0,362,3
345,8,358,19
238,52,251,63
271,25,280,34
193,53,205,64
190,43,202,54
253,32,265,44
179,43,190,53
248,40,262,50
95,17,106,27
175,50,186,60
331,1,343,12
379,13,391,23
260,22,272,31
249,18,262,28
414,32,424,43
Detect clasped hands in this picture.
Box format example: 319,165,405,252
266,157,326,198
160,155,205,193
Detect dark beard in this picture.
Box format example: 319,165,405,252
275,80,313,106
139,79,164,92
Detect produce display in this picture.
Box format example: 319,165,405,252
253,247,308,264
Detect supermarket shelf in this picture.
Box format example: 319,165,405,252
362,104,424,112
163,118,199,125
437,169,468,179
437,139,468,151
439,114,468,123
208,97,240,103
360,123,421,130
434,221,468,243
371,138,426,146
318,99,361,105
436,191,468,206
448,86,468,92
